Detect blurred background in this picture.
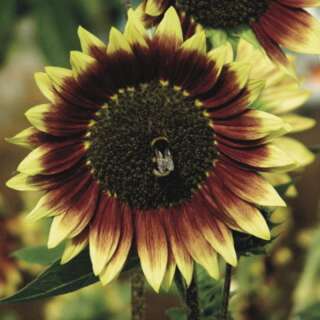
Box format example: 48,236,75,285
0,1,319,319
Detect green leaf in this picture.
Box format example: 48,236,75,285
275,181,295,196
30,0,81,66
166,307,187,320
0,249,138,304
196,266,229,319
12,244,65,265
207,29,228,47
295,303,320,320
310,144,320,155
0,250,97,304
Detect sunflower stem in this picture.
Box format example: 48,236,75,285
186,271,200,320
123,0,131,10
131,269,146,320
221,264,233,320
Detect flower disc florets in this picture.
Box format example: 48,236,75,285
175,0,269,29
88,81,216,209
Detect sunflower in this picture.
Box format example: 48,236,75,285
231,38,316,193
236,38,316,168
7,7,295,292
141,0,320,65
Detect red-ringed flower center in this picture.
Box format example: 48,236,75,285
87,81,217,210
175,0,269,29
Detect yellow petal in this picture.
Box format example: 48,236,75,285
179,208,220,279
215,160,286,207
17,146,46,175
45,67,72,90
6,173,38,191
25,104,51,132
124,9,148,48
228,62,252,89
155,7,183,48
136,211,168,292
219,143,296,171
199,217,237,267
89,197,121,276
208,42,233,79
247,79,265,106
5,127,37,149
181,31,206,54
78,26,105,55
161,257,176,291
236,38,256,63
70,51,96,78
100,206,133,285
279,13,320,54
281,114,316,133
273,137,315,168
48,214,71,248
107,27,133,55
34,72,55,102
209,175,271,240
26,194,61,222
210,41,233,63
61,231,89,264
163,210,194,285
260,87,310,114
145,0,167,16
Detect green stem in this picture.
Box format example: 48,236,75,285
131,270,145,320
123,0,131,10
221,264,233,320
186,271,200,320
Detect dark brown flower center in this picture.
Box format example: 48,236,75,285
175,0,269,29
87,81,216,210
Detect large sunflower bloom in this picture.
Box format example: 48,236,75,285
141,0,320,65
7,8,295,291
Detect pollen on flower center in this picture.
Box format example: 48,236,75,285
87,81,217,210
175,0,269,29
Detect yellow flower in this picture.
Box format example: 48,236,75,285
7,8,294,292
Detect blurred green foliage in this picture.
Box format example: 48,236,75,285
0,0,132,67
168,266,232,320
0,0,17,65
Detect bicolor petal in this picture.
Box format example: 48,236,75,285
78,26,106,55
89,196,121,275
100,205,133,285
136,210,168,292
215,160,286,207
207,174,271,240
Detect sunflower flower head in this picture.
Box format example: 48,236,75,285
7,7,296,292
142,0,320,65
